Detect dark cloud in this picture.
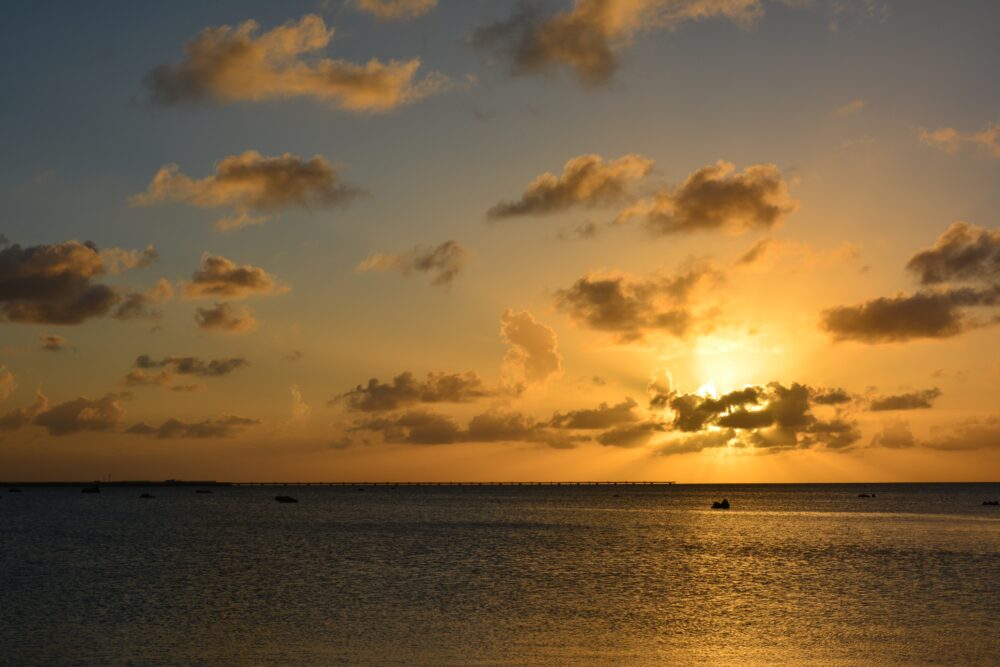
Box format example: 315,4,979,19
654,381,862,454
554,264,719,343
127,415,260,439
132,150,364,230
821,287,1000,343
194,302,258,333
473,0,763,86
906,222,1000,286
144,14,447,112
185,254,287,298
351,410,464,445
822,222,1000,343
616,161,798,235
869,388,941,411
334,371,493,412
549,397,639,429
0,240,166,325
33,393,125,436
39,334,68,352
357,241,467,286
487,154,652,219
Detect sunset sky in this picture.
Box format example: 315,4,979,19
2,0,999,482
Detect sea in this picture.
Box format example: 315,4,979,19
1,483,999,666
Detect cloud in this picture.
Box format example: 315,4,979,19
821,286,1000,343
596,420,665,448
355,0,437,19
0,366,15,401
834,98,865,116
554,264,720,343
823,222,1000,343
124,355,249,391
33,393,125,436
869,421,916,449
357,240,467,286
132,150,363,230
0,240,165,325
113,279,175,321
39,334,68,352
0,390,49,431
194,302,258,333
906,222,1000,286
918,121,1000,158
100,245,158,274
615,161,798,236
127,415,261,439
473,0,764,86
290,385,311,421
549,397,639,428
487,154,653,219
351,410,463,445
184,253,288,298
500,309,563,386
924,415,1000,451
651,381,862,454
333,370,493,411
868,388,941,411
348,408,587,448
283,349,304,362
144,14,449,112
736,238,859,268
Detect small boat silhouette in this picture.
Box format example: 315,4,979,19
7,488,22,493
139,493,156,499
858,493,876,498
984,500,1000,506
275,495,298,504
195,489,213,494
711,499,730,509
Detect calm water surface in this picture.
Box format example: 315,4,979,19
2,483,999,666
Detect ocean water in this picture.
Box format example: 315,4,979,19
1,483,999,666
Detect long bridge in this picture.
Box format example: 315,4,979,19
3,480,676,487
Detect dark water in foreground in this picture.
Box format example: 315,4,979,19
2,483,999,666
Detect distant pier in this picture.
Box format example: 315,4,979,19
2,480,675,487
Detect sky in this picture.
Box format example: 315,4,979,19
1,0,999,482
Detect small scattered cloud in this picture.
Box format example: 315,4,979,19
918,121,1000,158
554,263,721,343
868,420,916,449
290,385,311,422
615,161,799,236
132,151,364,231
144,14,449,112
487,154,653,219
39,334,68,352
357,240,466,286
834,98,865,116
354,0,436,20
184,253,288,298
195,302,258,334
124,355,249,391
0,366,15,401
868,388,941,411
127,415,260,439
500,309,563,387
283,349,304,362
